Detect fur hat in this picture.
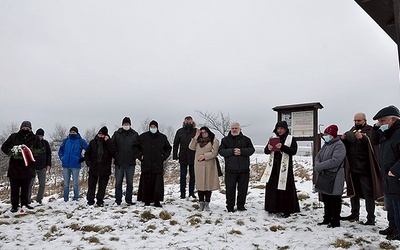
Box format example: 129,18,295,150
36,128,45,136
373,105,400,120
98,126,108,135
20,121,32,129
149,120,158,128
70,126,79,134
122,117,131,125
324,125,338,137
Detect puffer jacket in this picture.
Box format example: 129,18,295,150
1,130,42,179
314,136,346,195
58,134,88,168
219,132,255,173
371,119,400,198
112,127,139,166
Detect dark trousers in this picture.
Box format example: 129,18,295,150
198,191,212,202
385,196,398,230
10,178,30,208
87,175,109,205
350,173,375,220
225,172,249,209
322,194,342,225
180,164,195,195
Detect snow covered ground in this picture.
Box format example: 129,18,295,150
0,154,398,250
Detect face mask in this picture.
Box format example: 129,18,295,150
122,125,130,131
20,129,29,135
323,135,331,143
149,128,157,134
185,123,192,129
354,124,363,130
380,124,389,132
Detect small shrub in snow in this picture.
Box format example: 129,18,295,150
85,236,100,244
0,220,10,225
331,239,352,249
270,225,285,232
50,225,57,233
228,229,242,235
189,217,201,225
140,210,156,222
379,241,396,250
215,218,222,225
297,193,309,201
159,210,172,220
109,237,119,241
354,237,371,245
66,213,73,219
236,220,244,226
69,223,80,231
170,220,178,225
277,246,290,250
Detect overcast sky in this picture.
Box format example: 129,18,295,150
0,0,399,145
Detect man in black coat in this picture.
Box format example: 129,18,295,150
136,120,172,207
1,121,42,212
85,126,117,207
173,116,196,199
28,128,52,204
112,117,139,205
219,122,255,212
371,105,400,240
341,113,383,225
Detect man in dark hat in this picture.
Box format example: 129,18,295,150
173,116,197,199
85,126,117,207
340,113,383,225
136,120,172,207
28,128,52,204
371,105,400,240
58,126,88,202
1,121,42,212
111,117,139,205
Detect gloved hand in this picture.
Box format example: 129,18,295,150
78,157,85,163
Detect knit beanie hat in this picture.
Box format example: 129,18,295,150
149,120,158,128
324,125,338,137
36,128,45,136
70,126,79,134
122,117,131,125
98,126,108,135
373,105,400,120
20,121,32,129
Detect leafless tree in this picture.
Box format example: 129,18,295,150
49,123,68,150
195,110,232,137
0,123,19,180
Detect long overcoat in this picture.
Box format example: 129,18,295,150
189,138,220,191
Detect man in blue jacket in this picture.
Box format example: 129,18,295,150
58,126,88,202
219,122,255,212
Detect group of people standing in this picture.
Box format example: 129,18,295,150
312,105,400,242
2,105,400,242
